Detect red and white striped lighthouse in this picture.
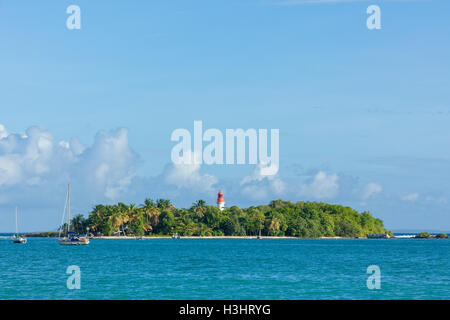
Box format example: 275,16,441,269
217,190,225,211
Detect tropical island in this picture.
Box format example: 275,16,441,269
24,199,393,238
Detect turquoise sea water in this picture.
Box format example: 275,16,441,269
0,237,449,300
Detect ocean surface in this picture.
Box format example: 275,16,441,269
1,236,449,299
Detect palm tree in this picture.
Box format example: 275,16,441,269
191,200,207,218
70,214,85,234
157,199,174,210
268,218,280,236
120,207,130,236
127,204,138,220
110,207,122,235
193,200,207,208
89,204,106,234
141,199,155,220
141,198,158,232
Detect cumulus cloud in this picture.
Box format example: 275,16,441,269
0,125,8,139
78,129,137,200
298,171,339,199
0,124,138,201
164,151,218,194
0,126,57,187
401,192,419,202
361,182,382,200
240,165,286,200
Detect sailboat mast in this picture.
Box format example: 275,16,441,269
15,207,18,236
67,184,71,233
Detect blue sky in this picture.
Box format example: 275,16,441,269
0,0,449,232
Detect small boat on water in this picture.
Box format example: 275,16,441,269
172,233,181,239
12,207,27,244
12,236,27,244
58,232,89,245
57,184,89,246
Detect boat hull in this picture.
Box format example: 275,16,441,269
12,238,27,244
58,238,90,245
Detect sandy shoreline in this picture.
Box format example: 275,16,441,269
21,233,375,239
21,234,357,239
92,236,346,239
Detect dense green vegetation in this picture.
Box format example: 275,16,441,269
62,199,392,238
414,232,450,239
416,232,432,238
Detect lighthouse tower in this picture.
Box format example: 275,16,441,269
217,190,225,211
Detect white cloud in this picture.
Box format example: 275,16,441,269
401,192,419,202
0,125,8,139
240,165,286,200
0,156,22,186
298,171,339,199
0,126,55,186
164,151,218,194
361,182,382,200
241,184,270,201
77,128,137,200
0,124,137,201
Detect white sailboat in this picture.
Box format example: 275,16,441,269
12,207,27,244
57,184,89,246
